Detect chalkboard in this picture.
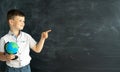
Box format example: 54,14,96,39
0,0,120,72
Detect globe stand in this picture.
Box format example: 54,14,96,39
12,55,18,60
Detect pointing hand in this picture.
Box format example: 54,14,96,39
41,30,51,39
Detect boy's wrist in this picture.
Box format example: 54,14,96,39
3,52,6,55
3,53,8,61
40,37,46,40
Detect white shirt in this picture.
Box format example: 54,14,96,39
0,31,37,68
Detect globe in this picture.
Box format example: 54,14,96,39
5,42,19,54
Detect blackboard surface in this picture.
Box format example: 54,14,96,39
0,0,120,72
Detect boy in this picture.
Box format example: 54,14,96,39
0,9,51,72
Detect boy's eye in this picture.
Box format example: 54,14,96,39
19,20,22,22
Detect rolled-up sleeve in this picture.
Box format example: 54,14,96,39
28,35,37,49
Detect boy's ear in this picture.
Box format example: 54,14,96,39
8,19,13,25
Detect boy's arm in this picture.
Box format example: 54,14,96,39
0,52,7,61
32,30,51,53
0,52,16,61
0,38,16,61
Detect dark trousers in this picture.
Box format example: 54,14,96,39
5,64,31,72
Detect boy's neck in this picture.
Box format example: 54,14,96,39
10,29,20,37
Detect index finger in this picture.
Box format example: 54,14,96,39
45,30,52,33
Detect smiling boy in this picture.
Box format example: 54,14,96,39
0,9,51,72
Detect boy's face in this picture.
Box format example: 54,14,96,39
9,16,25,31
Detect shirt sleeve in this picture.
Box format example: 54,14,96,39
0,37,5,52
28,34,37,49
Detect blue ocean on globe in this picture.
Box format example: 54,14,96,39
5,42,19,54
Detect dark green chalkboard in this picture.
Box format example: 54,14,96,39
0,0,120,72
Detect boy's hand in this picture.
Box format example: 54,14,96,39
41,30,51,39
5,54,15,60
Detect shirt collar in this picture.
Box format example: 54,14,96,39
8,30,22,37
